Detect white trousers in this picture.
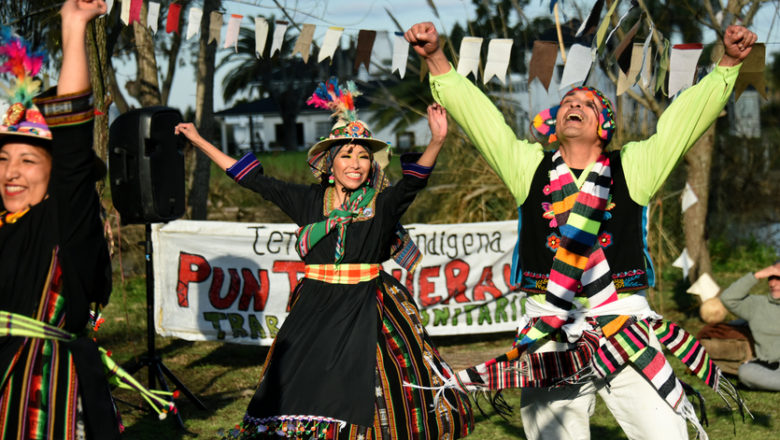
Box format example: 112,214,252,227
519,333,689,440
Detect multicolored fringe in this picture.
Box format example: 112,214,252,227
440,316,749,439
225,414,345,439
295,186,376,263
0,311,176,419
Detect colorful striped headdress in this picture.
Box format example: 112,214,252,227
0,27,50,142
531,86,616,146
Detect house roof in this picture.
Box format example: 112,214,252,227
215,84,377,117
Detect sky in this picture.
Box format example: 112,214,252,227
114,0,780,113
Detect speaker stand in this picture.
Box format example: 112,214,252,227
125,224,207,428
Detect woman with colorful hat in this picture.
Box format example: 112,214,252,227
0,0,125,438
175,80,473,439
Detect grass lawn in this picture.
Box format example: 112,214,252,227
99,275,779,439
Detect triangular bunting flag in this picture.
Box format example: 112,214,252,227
319,27,343,63
270,21,289,57
209,12,223,45
559,44,593,89
224,14,243,51
354,30,376,74
120,0,137,25
734,43,766,101
147,2,160,33
528,41,558,91
617,43,644,95
255,17,269,58
292,24,316,63
640,27,654,88
595,0,620,50
577,0,605,37
687,273,720,302
681,182,698,213
668,43,702,97
673,247,694,280
166,3,181,34
614,17,641,74
484,38,513,85
457,37,482,80
187,8,203,40
392,32,409,78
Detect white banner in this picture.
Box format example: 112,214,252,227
153,220,523,345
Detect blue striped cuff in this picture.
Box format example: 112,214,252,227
226,152,262,181
400,153,434,179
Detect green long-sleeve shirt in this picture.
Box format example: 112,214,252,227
721,274,780,363
429,64,741,207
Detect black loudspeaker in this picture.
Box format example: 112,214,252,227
109,106,185,224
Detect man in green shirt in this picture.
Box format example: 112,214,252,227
405,21,756,440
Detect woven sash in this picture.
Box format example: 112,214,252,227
295,186,375,263
304,264,381,284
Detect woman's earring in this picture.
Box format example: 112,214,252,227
328,175,334,185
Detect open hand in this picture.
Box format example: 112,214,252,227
405,22,441,58
720,25,757,66
427,103,447,145
754,263,780,279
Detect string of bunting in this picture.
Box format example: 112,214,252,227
2,1,768,95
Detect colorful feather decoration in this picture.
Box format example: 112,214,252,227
0,27,47,107
306,78,362,122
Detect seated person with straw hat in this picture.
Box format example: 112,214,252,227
175,80,473,439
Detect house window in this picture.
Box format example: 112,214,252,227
396,132,415,150
315,121,332,140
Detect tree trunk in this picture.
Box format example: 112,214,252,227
683,123,715,281
160,0,188,106
86,18,109,185
187,0,220,220
127,19,162,106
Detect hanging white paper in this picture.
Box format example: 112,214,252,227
687,273,720,302
483,38,513,85
255,17,269,58
391,32,410,78
270,22,289,57
105,0,114,16
673,248,695,280
317,26,342,63
186,7,203,40
120,0,131,25
559,44,592,90
147,2,160,32
617,44,644,96
668,44,703,97
640,24,654,88
224,14,243,51
457,37,483,80
681,182,699,213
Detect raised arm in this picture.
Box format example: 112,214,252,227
405,22,544,205
58,0,106,95
621,25,757,205
175,122,237,171
415,104,447,168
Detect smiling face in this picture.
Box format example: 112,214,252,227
330,143,372,192
0,141,52,213
555,89,604,146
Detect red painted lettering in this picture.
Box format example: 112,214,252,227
238,268,270,311
176,252,211,307
209,268,241,309
473,266,501,301
443,259,470,304
418,266,441,307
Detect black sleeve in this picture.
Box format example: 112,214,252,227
376,152,433,226
226,153,318,225
35,89,112,326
